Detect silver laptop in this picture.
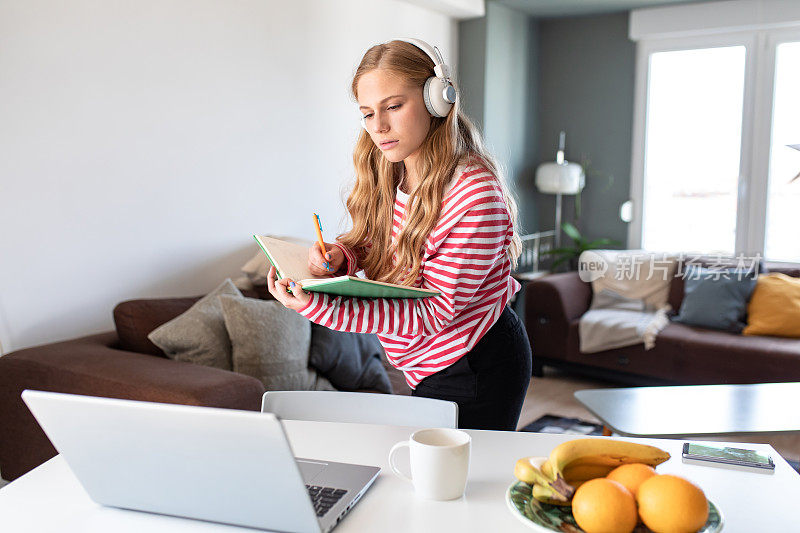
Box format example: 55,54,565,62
21,390,380,533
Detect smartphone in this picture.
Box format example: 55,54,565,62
682,442,775,470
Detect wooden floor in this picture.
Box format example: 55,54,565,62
517,368,800,465
517,368,617,429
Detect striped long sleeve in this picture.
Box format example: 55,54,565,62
298,162,521,388
330,242,363,277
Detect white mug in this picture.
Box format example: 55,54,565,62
388,428,471,500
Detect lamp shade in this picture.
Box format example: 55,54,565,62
535,162,585,195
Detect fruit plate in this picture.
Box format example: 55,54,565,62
505,481,724,533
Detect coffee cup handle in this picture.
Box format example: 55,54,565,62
388,441,412,483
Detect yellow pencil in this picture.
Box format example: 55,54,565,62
313,213,330,270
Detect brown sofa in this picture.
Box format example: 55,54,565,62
525,261,800,385
0,287,410,481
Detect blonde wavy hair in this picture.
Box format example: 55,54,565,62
339,39,522,285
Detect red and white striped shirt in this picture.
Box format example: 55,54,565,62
298,159,521,388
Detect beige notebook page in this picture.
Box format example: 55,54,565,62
254,235,319,281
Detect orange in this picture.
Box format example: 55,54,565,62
571,478,637,533
606,463,657,497
636,474,708,533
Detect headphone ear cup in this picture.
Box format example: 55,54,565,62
423,76,455,118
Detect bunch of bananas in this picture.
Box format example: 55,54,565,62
513,438,671,505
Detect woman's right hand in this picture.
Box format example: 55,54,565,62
309,242,345,276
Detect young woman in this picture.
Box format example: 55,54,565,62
267,38,532,431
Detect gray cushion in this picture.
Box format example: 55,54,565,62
672,266,757,333
309,323,392,393
147,279,241,370
219,295,334,391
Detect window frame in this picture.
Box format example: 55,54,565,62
628,22,800,261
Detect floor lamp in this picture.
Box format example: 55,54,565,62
535,131,585,248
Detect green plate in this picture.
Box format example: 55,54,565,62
505,481,724,532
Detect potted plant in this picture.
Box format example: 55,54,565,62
544,222,621,271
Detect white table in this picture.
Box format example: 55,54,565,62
1,420,799,532
575,383,800,437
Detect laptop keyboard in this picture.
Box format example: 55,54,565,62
306,485,348,517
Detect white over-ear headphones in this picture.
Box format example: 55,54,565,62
360,38,457,131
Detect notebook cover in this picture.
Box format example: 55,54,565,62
253,235,438,299
301,276,438,299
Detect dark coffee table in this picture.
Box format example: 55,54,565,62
574,382,800,438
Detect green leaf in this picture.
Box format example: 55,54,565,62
551,256,571,270
543,247,583,256
561,222,582,242
585,238,621,249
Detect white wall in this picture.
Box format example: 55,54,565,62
0,0,462,352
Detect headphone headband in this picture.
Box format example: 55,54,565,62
395,38,452,82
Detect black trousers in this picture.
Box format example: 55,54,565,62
412,306,533,431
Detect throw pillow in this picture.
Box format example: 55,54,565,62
743,273,800,338
672,266,757,333
219,295,335,391
308,323,392,393
584,250,678,311
147,279,242,370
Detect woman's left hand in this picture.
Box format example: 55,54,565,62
267,266,312,311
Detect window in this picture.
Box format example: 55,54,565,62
764,41,800,262
641,46,745,255
629,2,800,262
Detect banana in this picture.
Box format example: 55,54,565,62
541,459,554,479
519,440,670,503
530,482,570,506
541,460,613,483
548,438,670,495
514,456,552,486
562,463,617,481
514,456,574,499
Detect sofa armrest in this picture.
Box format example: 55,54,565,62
526,271,592,323
0,331,265,480
525,272,592,363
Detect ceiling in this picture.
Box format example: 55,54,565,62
493,0,720,17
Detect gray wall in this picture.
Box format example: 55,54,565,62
458,6,635,244
535,12,635,245
458,2,539,234
484,3,539,235
457,16,487,132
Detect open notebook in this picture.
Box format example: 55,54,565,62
253,235,439,299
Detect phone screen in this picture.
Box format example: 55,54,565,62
685,443,773,466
